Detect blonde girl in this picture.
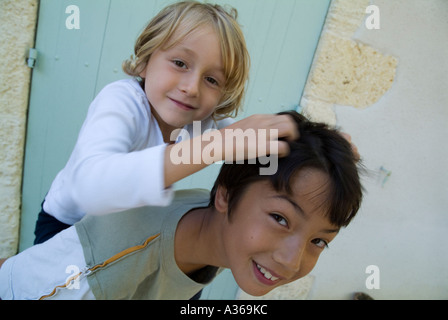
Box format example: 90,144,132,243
34,1,298,244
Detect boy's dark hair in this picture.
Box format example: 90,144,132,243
210,111,363,228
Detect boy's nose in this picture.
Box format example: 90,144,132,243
179,73,200,97
273,237,304,275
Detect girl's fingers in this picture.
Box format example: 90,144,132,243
279,115,300,141
340,132,361,161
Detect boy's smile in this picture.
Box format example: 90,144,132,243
140,25,225,142
175,168,340,297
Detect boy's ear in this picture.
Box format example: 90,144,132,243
214,185,229,214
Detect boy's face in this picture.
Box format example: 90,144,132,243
219,168,340,296
140,25,225,134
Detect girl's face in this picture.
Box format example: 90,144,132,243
140,25,225,139
218,169,340,296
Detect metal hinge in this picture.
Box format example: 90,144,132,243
27,48,38,68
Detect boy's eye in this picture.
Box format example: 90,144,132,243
311,238,329,249
270,213,288,227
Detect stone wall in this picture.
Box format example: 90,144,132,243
0,0,39,257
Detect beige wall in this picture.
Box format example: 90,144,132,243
0,0,39,257
301,0,397,126
308,0,448,299
238,0,400,300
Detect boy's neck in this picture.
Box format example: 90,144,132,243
174,205,227,276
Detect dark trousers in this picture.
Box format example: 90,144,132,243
33,202,71,245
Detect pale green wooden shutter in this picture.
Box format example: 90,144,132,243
20,0,329,299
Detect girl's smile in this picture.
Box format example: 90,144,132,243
168,97,197,111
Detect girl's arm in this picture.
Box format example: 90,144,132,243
163,113,299,187
49,81,175,218
62,81,297,216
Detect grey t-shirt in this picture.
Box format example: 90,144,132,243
76,189,220,299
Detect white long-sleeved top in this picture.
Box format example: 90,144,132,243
43,78,233,225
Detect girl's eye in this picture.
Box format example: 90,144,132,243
205,76,219,86
173,60,186,68
271,213,288,227
312,238,329,249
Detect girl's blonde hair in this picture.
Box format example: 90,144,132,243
123,1,250,119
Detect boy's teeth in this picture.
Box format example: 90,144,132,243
256,263,279,281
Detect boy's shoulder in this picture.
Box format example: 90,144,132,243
172,188,210,206
76,188,213,299
75,188,210,259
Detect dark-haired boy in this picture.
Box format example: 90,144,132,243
0,112,362,300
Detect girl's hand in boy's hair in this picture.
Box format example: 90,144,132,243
220,113,300,161
163,113,298,188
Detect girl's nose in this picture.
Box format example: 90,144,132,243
179,73,200,97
